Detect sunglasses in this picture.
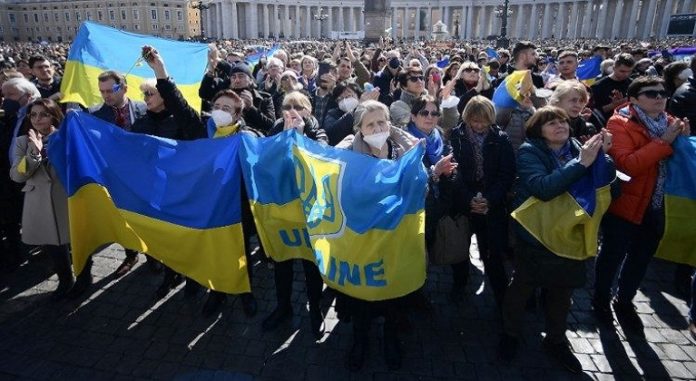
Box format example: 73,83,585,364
143,90,156,97
29,111,51,119
463,68,480,73
408,76,425,83
417,110,441,118
637,89,668,99
282,104,305,111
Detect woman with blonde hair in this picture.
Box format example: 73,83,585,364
549,80,597,140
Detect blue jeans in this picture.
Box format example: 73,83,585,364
594,209,664,304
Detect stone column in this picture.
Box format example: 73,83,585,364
643,0,658,38
530,3,539,39
594,0,607,38
245,2,256,39
218,1,227,39
581,1,593,37
326,7,332,37
610,0,623,39
272,4,279,38
414,7,420,40
305,6,311,38
569,1,579,39
681,0,691,13
426,8,432,39
557,3,567,39
391,8,397,39
232,1,241,39
463,6,471,39
338,6,344,32
541,3,552,38
205,4,213,38
262,4,270,38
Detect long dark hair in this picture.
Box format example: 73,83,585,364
20,98,64,135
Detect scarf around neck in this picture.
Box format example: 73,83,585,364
632,104,669,209
407,123,443,165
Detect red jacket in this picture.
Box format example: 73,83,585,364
606,104,674,224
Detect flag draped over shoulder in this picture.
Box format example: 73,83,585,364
511,154,615,260
576,55,602,86
492,70,533,109
48,112,249,294
655,137,696,266
240,130,428,301
61,21,208,111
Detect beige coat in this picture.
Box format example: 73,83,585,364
9,135,70,246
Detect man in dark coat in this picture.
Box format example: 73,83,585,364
669,56,696,135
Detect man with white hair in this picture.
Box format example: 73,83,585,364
2,77,41,164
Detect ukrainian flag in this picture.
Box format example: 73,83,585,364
240,130,428,301
655,137,696,266
577,56,602,86
48,112,249,293
492,70,534,109
512,153,615,260
61,22,208,111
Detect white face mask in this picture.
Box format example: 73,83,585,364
362,131,389,149
678,69,693,81
338,97,359,113
211,109,234,127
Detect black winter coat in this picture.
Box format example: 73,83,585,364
450,124,516,250
669,77,696,135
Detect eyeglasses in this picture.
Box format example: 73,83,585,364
282,104,305,111
408,76,425,83
142,90,156,97
463,68,480,73
637,89,668,99
417,110,441,118
29,111,51,119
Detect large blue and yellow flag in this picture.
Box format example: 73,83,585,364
240,130,428,301
61,21,208,111
511,153,615,260
576,55,602,86
49,112,249,293
655,137,696,266
492,70,534,109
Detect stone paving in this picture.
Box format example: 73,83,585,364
1,242,695,381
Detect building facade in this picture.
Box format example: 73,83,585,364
0,0,200,42
202,0,696,40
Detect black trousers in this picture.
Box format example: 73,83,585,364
451,213,508,305
272,259,323,309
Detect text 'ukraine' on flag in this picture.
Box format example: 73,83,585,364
655,137,696,266
48,111,250,294
61,21,208,111
240,130,428,301
576,55,602,86
492,70,534,109
512,152,616,260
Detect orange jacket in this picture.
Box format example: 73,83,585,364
606,104,674,224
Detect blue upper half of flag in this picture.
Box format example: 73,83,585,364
240,130,427,232
576,55,602,81
48,111,242,229
68,21,208,84
665,137,696,200
486,48,498,59
569,152,615,215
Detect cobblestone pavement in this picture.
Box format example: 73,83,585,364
1,242,695,381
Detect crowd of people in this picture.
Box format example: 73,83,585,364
1,34,695,374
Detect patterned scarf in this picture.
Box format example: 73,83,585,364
465,125,488,181
407,123,443,166
632,105,669,209
550,140,574,168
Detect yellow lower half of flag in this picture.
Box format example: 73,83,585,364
511,186,611,260
69,184,249,294
60,61,203,112
250,200,426,301
655,195,696,266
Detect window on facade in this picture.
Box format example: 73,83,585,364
151,9,157,20
86,11,92,20
121,10,126,20
65,12,70,21
165,24,171,30
76,12,81,21
134,24,140,30
133,9,139,20
43,13,48,22
9,14,15,24
177,11,182,21
109,10,115,20
98,11,103,21
164,10,170,20
33,13,38,22
23,14,28,23
152,24,158,30
54,13,58,21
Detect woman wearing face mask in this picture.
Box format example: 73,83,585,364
9,99,71,299
448,96,514,306
549,81,597,141
262,91,327,339
203,89,265,318
323,82,373,146
335,100,419,371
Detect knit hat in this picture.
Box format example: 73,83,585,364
229,62,252,78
